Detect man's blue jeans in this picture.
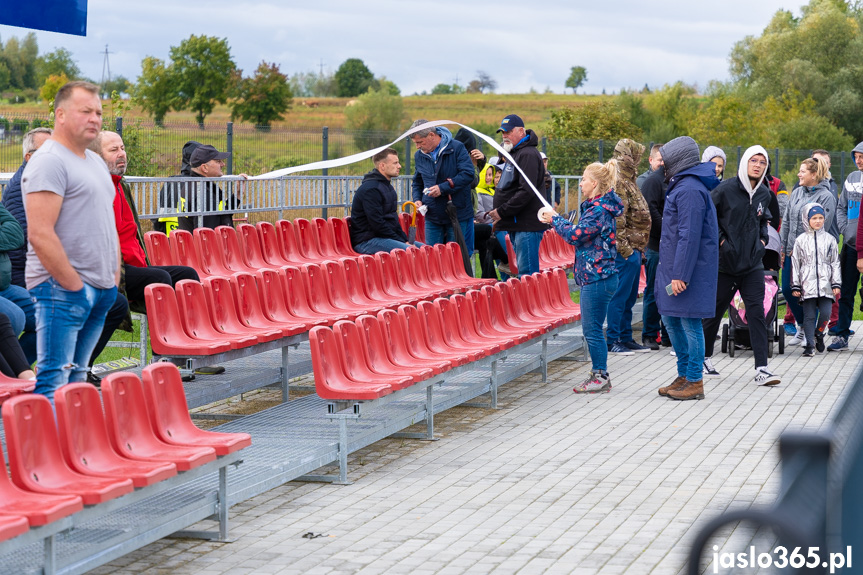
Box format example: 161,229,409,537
354,237,424,255
663,315,705,382
0,284,36,364
642,249,662,339
581,274,618,372
424,219,475,254
512,230,544,277
31,279,117,402
606,250,641,345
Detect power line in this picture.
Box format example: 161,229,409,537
99,44,113,91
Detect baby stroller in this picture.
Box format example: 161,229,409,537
720,227,785,357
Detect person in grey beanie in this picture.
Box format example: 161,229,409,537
701,146,727,180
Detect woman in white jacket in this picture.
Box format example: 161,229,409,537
791,203,841,356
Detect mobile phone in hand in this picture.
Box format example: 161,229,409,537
666,283,674,296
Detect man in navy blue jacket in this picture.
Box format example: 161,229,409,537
410,120,476,259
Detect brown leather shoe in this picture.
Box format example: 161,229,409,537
667,379,705,401
659,376,686,396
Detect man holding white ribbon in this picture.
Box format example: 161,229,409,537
409,120,476,260
488,114,548,276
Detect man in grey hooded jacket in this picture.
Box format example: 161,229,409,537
828,141,863,351
701,145,780,386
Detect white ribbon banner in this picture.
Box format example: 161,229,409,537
254,120,552,210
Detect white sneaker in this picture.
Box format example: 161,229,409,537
703,357,720,378
754,366,781,386
786,331,805,346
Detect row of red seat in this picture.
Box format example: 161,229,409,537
145,217,359,279
145,243,495,357
504,230,575,277
310,269,581,401
0,363,250,543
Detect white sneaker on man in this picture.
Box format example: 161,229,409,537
786,331,805,346
703,357,720,377
754,366,781,386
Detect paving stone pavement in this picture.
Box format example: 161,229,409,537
91,324,862,575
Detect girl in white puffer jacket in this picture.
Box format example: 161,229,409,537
791,202,841,356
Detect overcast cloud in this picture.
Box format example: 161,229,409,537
1,0,800,95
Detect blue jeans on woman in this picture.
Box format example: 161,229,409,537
663,315,705,382
580,274,619,373
31,279,117,402
0,284,36,364
606,250,642,345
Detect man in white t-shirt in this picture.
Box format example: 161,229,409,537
21,81,120,401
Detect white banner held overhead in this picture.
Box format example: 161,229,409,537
254,120,552,210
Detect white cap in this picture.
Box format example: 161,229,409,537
540,152,548,160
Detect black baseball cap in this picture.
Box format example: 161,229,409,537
190,144,230,168
496,114,525,133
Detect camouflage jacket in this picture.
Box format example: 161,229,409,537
612,139,651,257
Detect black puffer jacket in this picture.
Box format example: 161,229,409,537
641,167,668,252
349,169,408,247
493,130,548,232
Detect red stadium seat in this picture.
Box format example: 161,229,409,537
216,226,257,273
445,295,515,350
145,284,233,356
415,211,427,243
142,363,252,455
505,234,519,276
195,228,235,277
0,515,28,542
506,278,563,329
397,212,411,237
436,297,502,353
230,272,307,336
0,373,35,399
172,230,209,278
522,274,579,324
376,309,455,371
2,394,134,505
498,281,552,332
257,221,293,266
277,220,318,265
323,260,377,313
377,251,432,303
0,449,82,526
480,285,543,339
309,326,393,400
302,264,362,319
465,290,530,345
546,269,581,315
102,373,217,471
332,321,416,388
416,300,488,360
238,223,277,270
175,280,258,349
342,257,401,309
202,277,283,343
279,266,348,324
313,218,342,259
356,314,448,376
330,217,359,257
361,254,422,306
400,247,449,296
399,305,471,365
255,268,325,329
55,383,178,488
145,231,176,266
294,218,327,261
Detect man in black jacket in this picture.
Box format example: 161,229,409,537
350,148,417,254
701,145,780,386
489,114,548,276
640,160,668,350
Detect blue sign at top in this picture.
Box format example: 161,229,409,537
1,0,88,37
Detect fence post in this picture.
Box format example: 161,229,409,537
404,137,411,174
737,146,742,171
598,139,604,163
226,122,233,176
322,126,329,219
115,117,123,139
542,136,547,157
775,148,780,177
841,151,846,185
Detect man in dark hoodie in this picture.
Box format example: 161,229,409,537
701,145,781,386
350,148,419,254
488,114,548,276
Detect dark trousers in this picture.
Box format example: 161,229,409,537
642,248,667,340
89,265,199,367
474,223,507,279
801,297,833,347
836,245,859,337
703,268,770,367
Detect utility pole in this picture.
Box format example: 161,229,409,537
99,44,113,97
319,58,325,76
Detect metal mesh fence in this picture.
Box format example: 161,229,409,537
0,113,855,187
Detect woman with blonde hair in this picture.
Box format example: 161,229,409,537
539,159,624,393
780,157,838,345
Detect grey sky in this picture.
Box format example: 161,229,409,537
1,0,799,95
